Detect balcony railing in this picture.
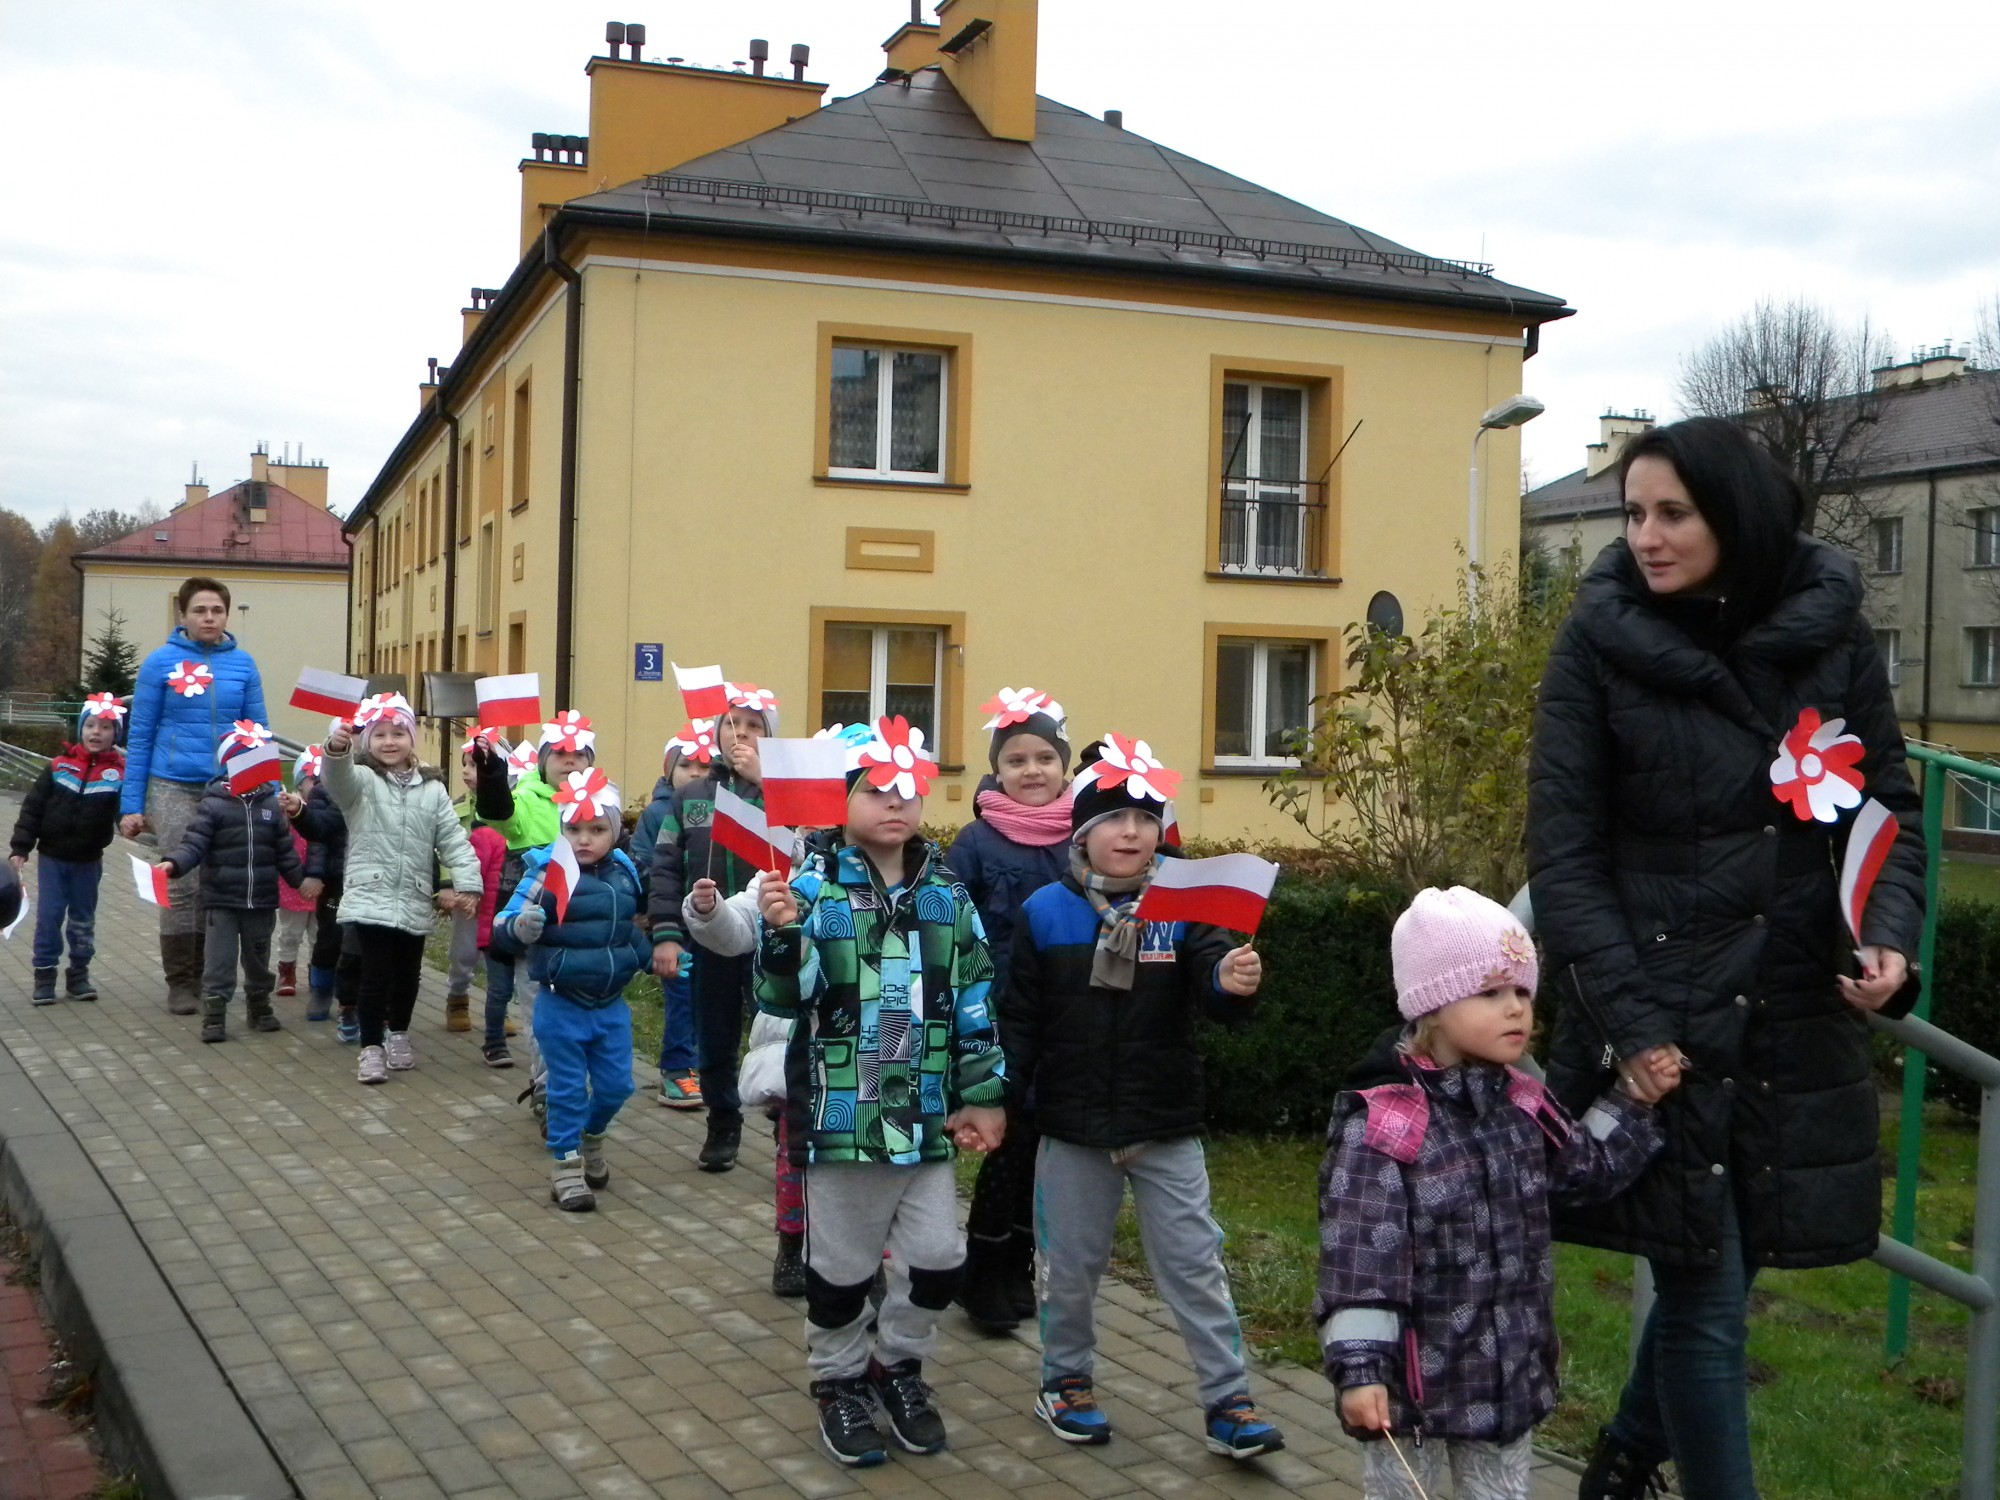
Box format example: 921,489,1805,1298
1218,479,1328,578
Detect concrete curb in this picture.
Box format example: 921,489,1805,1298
0,1032,297,1499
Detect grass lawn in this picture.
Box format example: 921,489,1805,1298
1941,855,2000,906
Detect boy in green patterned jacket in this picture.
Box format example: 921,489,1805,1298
755,716,1006,1469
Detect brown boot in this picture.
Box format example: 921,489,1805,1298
161,933,201,1015
446,994,471,1032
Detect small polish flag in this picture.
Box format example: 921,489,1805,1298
131,853,171,907
290,666,369,718
1135,852,1280,934
476,673,542,730
712,785,796,875
1840,798,1901,944
225,742,283,795
759,738,852,828
540,834,582,925
673,662,730,720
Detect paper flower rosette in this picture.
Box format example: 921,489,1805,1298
1088,732,1182,805
855,716,939,800
980,686,1064,732
80,692,127,723
295,745,325,783
1768,707,1864,824
539,711,596,753
555,766,619,825
217,719,276,761
167,661,213,698
725,682,779,716
667,719,718,765
352,692,413,729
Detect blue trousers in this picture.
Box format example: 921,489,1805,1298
533,988,635,1158
483,951,531,1046
31,856,101,971
658,968,696,1075
1611,1191,1762,1498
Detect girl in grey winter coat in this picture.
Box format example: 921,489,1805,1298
321,694,480,1085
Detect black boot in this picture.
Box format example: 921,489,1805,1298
698,1111,742,1172
771,1230,806,1297
64,965,97,1001
161,934,200,1014
957,1236,1021,1334
200,997,227,1044
1004,1226,1038,1319
1578,1426,1669,1500
31,967,58,1006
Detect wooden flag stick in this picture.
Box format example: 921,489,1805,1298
1383,1432,1431,1500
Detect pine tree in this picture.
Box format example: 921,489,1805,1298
83,608,139,697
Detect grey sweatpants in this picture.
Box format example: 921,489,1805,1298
204,907,277,1011
1035,1135,1248,1410
146,780,206,936
1362,1432,1533,1500
446,907,479,995
803,1161,964,1381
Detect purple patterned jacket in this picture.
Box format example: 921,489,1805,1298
1314,1029,1662,1443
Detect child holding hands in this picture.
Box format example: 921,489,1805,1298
1315,887,1673,1500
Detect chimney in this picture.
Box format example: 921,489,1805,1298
420,356,440,412
184,464,209,510
462,287,499,347
250,444,270,483
935,0,1038,142
1103,109,1123,129
1873,342,1970,391
1584,410,1655,478
882,2,943,75
264,449,330,509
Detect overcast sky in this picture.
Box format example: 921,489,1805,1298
3,0,1997,527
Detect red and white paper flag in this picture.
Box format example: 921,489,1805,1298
760,738,852,828
673,662,730,720
712,785,796,875
131,854,172,907
476,673,542,730
290,666,369,718
1135,852,1280,934
1839,797,1900,944
225,742,283,795
540,834,582,925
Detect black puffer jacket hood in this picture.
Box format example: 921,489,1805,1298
1527,536,1924,1271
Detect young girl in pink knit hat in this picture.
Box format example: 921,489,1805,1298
1313,886,1678,1499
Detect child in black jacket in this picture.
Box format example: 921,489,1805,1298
159,727,305,1043
8,695,126,1003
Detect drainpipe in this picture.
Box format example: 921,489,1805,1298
544,228,582,711
439,408,461,771
1922,471,1938,743
343,532,355,673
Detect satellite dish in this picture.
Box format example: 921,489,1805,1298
1366,590,1404,637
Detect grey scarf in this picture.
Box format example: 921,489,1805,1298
1070,847,1153,991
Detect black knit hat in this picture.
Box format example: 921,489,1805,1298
1069,733,1180,840
981,687,1071,772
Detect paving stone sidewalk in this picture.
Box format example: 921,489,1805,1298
0,823,1581,1500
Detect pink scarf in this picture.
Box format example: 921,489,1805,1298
975,785,1074,846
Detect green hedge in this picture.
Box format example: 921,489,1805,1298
2,725,68,758
1925,896,2000,1119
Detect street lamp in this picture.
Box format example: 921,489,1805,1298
1467,394,1544,569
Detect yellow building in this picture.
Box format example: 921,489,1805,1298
347,2,1571,838
78,447,350,744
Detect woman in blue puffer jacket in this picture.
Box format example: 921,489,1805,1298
118,576,269,1014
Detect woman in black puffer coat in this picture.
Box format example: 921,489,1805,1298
1527,418,1924,1500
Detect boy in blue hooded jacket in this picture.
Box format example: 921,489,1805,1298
494,767,649,1212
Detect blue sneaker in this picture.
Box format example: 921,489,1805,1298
335,1008,360,1045
1035,1379,1112,1445
1204,1394,1283,1459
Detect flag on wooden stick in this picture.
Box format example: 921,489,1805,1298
673,662,730,720
712,786,796,875
476,673,542,730
290,667,369,718
1839,798,1900,945
760,738,852,828
225,741,283,795
1134,852,1280,934
131,854,172,907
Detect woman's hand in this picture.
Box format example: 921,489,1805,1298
119,814,147,840
1617,1045,1686,1105
1839,946,1908,1012
1339,1384,1391,1432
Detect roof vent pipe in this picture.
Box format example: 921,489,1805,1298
1104,109,1123,129
790,42,810,80
624,21,645,59
749,37,768,75
604,21,625,57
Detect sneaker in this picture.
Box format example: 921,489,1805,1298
1036,1379,1112,1445
336,1009,361,1045
384,1031,415,1070
812,1378,886,1468
482,1042,514,1069
356,1045,388,1084
869,1358,947,1455
580,1132,610,1190
1578,1425,1671,1500
1203,1395,1284,1460
771,1231,806,1298
659,1069,704,1109
698,1111,742,1172
551,1152,595,1212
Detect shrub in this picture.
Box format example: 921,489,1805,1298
2,724,67,758
1927,895,2000,1119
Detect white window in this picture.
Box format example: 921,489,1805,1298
1952,772,2000,832
1214,637,1315,764
828,345,946,481
1873,516,1904,574
1874,628,1901,687
1974,508,2000,567
821,623,943,747
1967,626,2000,686
1220,381,1317,576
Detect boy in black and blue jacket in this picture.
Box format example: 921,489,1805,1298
494,768,650,1212
9,695,126,1003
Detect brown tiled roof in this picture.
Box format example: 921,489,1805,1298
77,480,349,570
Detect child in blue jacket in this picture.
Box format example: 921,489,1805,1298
494,767,650,1212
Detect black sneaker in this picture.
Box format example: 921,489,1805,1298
699,1111,742,1172
812,1378,887,1468
771,1231,806,1298
1579,1425,1670,1499
869,1358,947,1454
483,1042,514,1068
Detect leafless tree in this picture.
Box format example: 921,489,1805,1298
1676,297,1892,554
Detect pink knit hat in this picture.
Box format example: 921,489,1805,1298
1391,886,1540,1021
